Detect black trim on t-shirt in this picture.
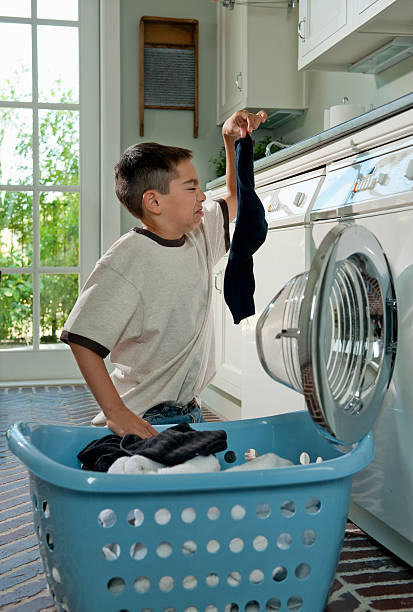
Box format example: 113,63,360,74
133,227,185,247
216,198,230,252
60,330,110,358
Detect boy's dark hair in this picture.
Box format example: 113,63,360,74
114,142,193,219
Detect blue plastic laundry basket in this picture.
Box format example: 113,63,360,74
7,411,374,612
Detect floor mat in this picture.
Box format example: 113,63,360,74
1,385,412,611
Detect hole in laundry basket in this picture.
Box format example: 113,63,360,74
127,508,144,526
266,599,281,611
130,542,147,560
42,500,50,518
155,508,171,525
206,573,219,587
305,498,321,514
316,456,323,463
207,539,220,553
276,532,292,550
133,576,150,593
52,567,62,583
227,571,242,587
207,506,220,520
36,525,42,539
46,532,54,551
249,569,264,584
253,535,268,551
107,577,125,594
157,542,173,558
181,507,196,523
182,540,197,555
206,607,218,612
280,500,296,518
299,452,310,465
102,542,120,560
245,602,260,612
32,494,38,510
287,596,303,610
256,503,271,519
224,450,237,464
182,575,197,590
302,529,317,546
224,605,239,612
98,508,117,528
229,538,244,553
231,505,246,520
295,563,311,579
158,575,174,592
184,608,198,612
271,566,287,582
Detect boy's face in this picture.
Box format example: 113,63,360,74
157,160,206,236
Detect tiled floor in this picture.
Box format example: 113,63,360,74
0,385,412,612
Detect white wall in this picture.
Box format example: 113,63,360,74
277,55,413,144
119,0,223,233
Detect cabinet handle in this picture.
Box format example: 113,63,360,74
235,72,242,92
214,273,222,294
298,18,306,41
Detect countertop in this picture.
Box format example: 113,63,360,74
206,92,413,190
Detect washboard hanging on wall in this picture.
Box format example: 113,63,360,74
140,16,199,138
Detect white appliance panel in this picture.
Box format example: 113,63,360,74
311,209,413,561
242,227,306,419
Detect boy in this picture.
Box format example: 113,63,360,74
61,109,267,438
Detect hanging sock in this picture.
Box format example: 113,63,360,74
224,134,268,324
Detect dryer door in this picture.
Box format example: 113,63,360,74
256,223,397,445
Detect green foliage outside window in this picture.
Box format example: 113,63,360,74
0,71,79,346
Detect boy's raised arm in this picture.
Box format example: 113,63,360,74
69,342,157,438
221,109,267,222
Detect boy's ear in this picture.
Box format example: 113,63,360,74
142,190,161,216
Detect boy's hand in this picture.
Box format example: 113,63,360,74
107,407,158,439
222,109,267,140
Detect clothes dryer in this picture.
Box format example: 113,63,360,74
304,136,413,564
242,169,324,419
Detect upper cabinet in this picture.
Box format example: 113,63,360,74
217,2,308,128
298,0,413,71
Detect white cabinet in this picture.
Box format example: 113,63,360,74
211,255,242,399
217,2,307,128
298,0,412,71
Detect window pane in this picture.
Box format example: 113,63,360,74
0,191,33,266
40,274,78,344
0,24,32,102
37,0,78,21
40,192,78,266
39,109,79,185
38,26,78,103
0,108,33,184
0,273,33,348
0,0,30,18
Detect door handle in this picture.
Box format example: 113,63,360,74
235,72,242,92
298,18,306,41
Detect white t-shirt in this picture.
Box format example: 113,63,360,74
61,199,229,417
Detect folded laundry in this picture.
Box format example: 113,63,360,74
108,453,220,475
78,423,227,472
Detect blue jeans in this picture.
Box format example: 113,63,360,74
142,399,205,425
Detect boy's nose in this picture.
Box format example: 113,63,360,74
199,190,206,201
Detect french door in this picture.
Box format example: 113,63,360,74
0,0,100,383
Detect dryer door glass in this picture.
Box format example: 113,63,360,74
256,224,397,444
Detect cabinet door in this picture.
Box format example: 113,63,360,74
217,3,245,124
211,258,242,399
298,0,348,58
357,0,379,11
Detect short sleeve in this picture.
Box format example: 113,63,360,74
202,198,230,266
60,263,141,357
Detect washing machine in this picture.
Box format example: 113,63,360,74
242,168,324,419
300,135,413,564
